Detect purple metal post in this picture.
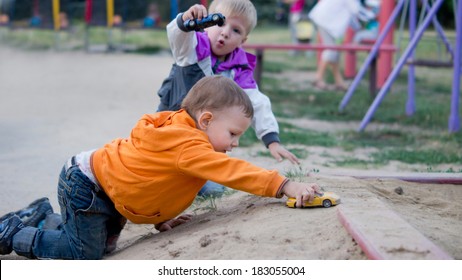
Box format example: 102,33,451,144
338,0,405,111
448,0,461,132
358,0,444,131
406,0,417,116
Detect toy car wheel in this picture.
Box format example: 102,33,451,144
212,14,220,22
322,199,332,208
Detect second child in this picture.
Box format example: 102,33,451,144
157,0,299,165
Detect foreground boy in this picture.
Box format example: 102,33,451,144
0,76,320,259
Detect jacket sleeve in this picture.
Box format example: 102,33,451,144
245,87,280,147
166,13,199,67
177,139,286,197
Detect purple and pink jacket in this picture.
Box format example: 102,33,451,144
157,14,280,147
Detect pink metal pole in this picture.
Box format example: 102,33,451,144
344,27,356,79
377,0,395,88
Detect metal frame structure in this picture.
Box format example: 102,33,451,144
339,0,461,133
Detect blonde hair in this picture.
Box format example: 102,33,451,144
182,76,254,120
208,0,257,34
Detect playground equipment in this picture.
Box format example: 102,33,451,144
2,0,210,51
339,0,461,133
84,0,163,51
0,0,69,30
83,0,210,51
343,0,390,84
85,0,162,29
0,0,71,49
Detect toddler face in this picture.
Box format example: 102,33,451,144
206,14,248,61
205,106,251,153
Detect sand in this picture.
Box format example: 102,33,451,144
0,45,460,260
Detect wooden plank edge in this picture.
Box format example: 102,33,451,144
337,205,454,260
309,172,462,185
337,205,383,260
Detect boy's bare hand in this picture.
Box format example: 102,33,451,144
155,214,193,232
182,4,208,21
268,142,300,164
281,181,321,208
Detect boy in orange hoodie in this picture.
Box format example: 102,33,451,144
0,76,319,259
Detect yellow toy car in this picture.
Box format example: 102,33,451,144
286,192,340,208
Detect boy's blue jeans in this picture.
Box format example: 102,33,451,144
199,181,226,197
12,158,126,259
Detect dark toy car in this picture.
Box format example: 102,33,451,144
184,13,225,32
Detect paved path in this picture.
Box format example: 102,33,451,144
0,46,172,213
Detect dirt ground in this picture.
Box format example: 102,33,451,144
0,45,461,260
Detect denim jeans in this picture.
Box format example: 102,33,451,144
198,181,226,197
12,159,125,259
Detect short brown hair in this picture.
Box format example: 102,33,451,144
208,0,257,35
181,76,254,120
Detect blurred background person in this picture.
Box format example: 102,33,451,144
308,0,366,91
353,0,381,44
285,0,305,44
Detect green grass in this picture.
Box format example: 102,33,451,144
279,123,338,147
248,27,461,170
190,188,238,214
373,149,462,165
283,165,311,182
0,23,169,52
1,23,460,171
332,157,383,168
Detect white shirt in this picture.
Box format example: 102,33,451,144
308,0,361,39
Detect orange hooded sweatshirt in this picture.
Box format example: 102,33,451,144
91,110,287,224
